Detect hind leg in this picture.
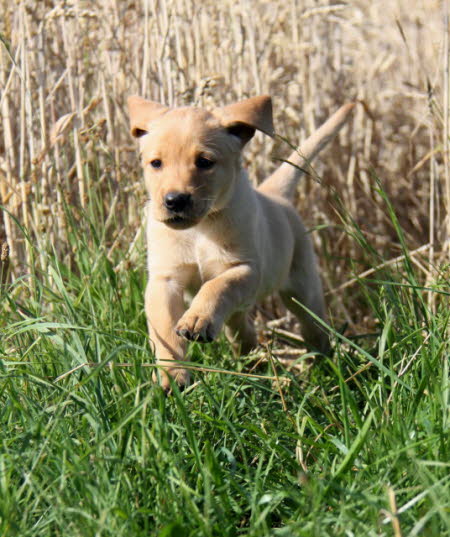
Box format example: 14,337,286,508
280,288,330,353
225,311,257,356
280,229,330,354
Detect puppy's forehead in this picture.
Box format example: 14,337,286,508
144,107,223,146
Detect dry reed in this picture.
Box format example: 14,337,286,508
0,0,448,332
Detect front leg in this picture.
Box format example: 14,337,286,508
145,276,189,389
176,264,257,344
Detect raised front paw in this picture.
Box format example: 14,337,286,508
175,311,220,343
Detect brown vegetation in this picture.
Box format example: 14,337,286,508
0,0,448,332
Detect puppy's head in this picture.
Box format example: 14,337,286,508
127,95,274,229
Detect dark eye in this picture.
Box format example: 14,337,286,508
195,156,215,170
150,159,162,169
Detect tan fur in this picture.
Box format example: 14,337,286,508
128,95,354,389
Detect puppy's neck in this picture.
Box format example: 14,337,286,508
206,167,255,220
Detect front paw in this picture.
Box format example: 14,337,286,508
152,367,191,391
175,311,220,343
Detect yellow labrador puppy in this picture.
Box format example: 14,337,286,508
128,95,354,389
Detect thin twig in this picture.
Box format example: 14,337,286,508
266,345,289,413
387,487,403,537
53,361,281,383
327,244,431,295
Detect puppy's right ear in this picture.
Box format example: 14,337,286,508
127,96,169,138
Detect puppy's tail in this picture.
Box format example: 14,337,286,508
258,103,355,200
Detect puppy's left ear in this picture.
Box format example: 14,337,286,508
215,95,275,146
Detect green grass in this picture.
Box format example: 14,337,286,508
0,191,449,537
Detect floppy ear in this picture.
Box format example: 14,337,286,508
127,96,169,138
215,95,275,146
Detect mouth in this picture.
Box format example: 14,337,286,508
163,215,198,229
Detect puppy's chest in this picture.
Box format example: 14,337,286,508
192,234,241,280
148,222,244,283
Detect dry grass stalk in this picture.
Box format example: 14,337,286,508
52,360,283,384
0,0,448,332
387,486,404,537
0,241,9,285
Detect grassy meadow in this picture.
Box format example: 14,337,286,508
0,1,449,535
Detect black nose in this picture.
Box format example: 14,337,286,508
164,191,192,212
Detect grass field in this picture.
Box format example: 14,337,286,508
1,1,449,536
